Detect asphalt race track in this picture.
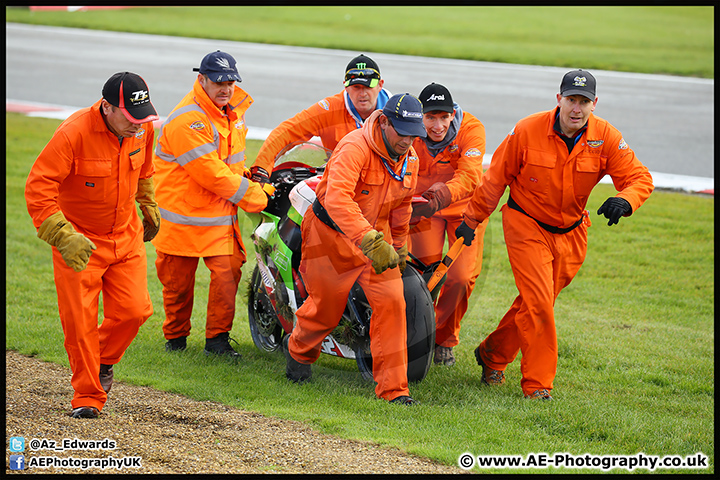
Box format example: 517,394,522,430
6,23,714,192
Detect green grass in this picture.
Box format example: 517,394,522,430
6,6,714,78
6,112,714,473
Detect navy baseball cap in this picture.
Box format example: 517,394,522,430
193,50,242,83
560,69,596,100
102,72,159,124
382,93,426,137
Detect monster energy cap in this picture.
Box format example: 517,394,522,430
344,54,381,88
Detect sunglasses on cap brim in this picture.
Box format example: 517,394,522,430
344,68,380,88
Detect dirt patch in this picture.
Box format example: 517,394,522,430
5,350,463,474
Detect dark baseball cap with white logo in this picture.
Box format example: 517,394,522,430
193,50,242,83
560,69,597,100
419,83,454,114
102,72,159,124
382,93,426,137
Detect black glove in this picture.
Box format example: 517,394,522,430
597,197,632,226
249,166,271,184
455,221,476,246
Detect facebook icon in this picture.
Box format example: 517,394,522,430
9,454,25,471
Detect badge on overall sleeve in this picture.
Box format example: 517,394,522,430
189,120,206,131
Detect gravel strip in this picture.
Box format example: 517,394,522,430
5,350,463,474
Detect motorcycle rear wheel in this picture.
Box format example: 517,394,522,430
355,265,436,383
248,266,284,353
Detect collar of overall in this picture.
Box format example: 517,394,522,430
379,126,408,182
345,89,391,129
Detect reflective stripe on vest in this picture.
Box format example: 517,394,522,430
159,207,234,227
228,176,251,204
226,150,245,165
155,104,244,165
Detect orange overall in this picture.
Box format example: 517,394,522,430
25,99,155,411
288,110,418,401
152,79,268,340
463,107,654,395
409,110,488,348
253,89,391,173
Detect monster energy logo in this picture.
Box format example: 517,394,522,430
355,62,367,69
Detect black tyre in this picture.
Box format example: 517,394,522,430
403,265,436,382
354,265,436,383
248,266,284,353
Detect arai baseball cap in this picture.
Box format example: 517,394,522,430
102,72,159,124
419,83,454,114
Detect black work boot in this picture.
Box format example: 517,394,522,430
204,332,242,359
525,389,554,400
165,336,187,352
433,344,456,366
99,364,114,393
70,406,99,419
474,346,506,386
283,335,311,383
389,395,418,406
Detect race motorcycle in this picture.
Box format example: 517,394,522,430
245,142,446,383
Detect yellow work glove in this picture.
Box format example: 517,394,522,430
136,177,161,242
37,211,97,272
360,230,399,275
396,244,408,275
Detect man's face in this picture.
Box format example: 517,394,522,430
422,110,455,142
345,79,385,120
101,100,142,138
199,74,235,108
556,93,597,137
380,114,417,157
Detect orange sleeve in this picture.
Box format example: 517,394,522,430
600,127,654,214
253,96,339,173
25,128,74,229
463,125,520,228
446,113,486,203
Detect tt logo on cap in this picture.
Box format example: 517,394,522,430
130,90,149,104
572,76,588,87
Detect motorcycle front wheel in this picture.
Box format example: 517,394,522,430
355,265,436,383
248,266,284,353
